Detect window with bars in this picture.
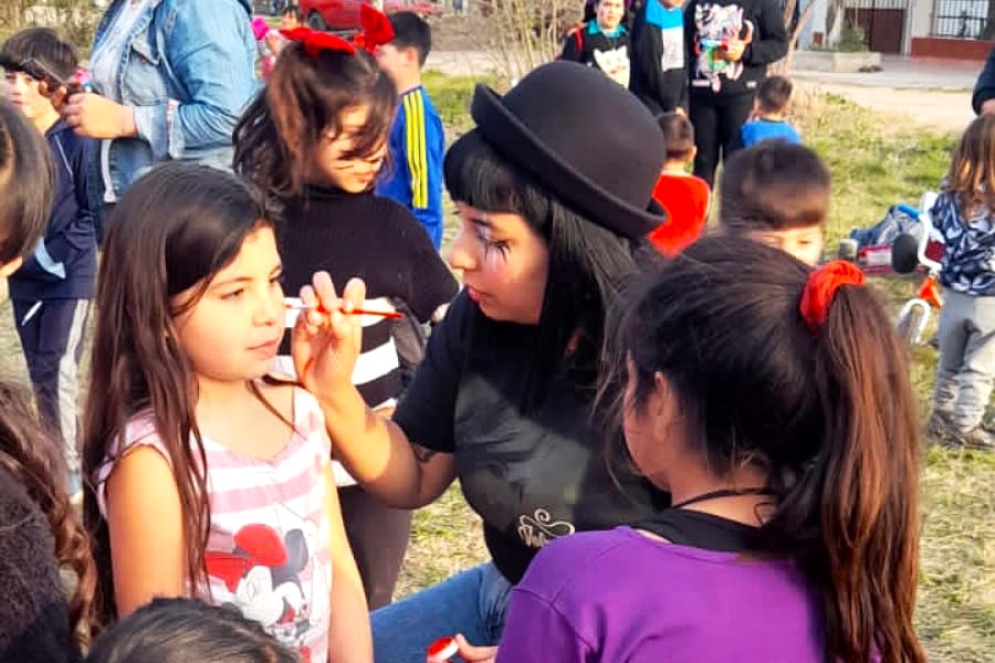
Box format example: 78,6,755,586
932,0,992,38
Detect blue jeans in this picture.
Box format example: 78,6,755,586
371,563,513,663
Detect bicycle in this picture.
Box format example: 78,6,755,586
891,192,945,347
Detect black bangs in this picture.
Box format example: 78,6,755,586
443,130,523,215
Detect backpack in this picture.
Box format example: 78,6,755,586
388,299,428,391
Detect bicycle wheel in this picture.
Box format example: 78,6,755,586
897,306,925,347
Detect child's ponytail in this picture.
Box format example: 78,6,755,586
614,238,926,663
760,269,926,663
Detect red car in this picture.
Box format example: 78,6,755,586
300,0,443,32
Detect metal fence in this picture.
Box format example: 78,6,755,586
844,0,911,9
931,0,991,38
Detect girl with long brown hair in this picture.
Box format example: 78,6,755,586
496,237,926,662
81,163,371,662
0,99,94,662
929,113,995,449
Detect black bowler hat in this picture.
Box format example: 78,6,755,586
468,61,667,239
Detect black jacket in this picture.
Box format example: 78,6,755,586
8,120,97,302
559,21,631,76
685,0,787,100
0,466,78,662
973,48,995,114
629,0,690,113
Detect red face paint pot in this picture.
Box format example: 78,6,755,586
426,636,459,662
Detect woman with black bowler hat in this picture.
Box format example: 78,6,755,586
289,61,671,663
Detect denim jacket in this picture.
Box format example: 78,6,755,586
90,0,259,200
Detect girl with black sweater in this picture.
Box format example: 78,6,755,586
685,0,787,186
233,8,458,612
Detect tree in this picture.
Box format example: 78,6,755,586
770,0,819,73
479,0,583,81
826,0,846,45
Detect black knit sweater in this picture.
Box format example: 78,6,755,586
0,465,78,663
277,185,459,407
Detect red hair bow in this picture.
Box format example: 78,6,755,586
280,5,394,58
354,4,395,54
280,27,356,57
799,260,865,330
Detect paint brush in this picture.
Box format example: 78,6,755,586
284,300,404,320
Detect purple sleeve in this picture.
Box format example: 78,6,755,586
496,588,595,663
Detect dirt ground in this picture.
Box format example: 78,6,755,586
794,82,972,135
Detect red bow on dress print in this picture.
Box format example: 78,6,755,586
280,5,394,58
798,260,865,330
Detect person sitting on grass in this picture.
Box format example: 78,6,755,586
496,237,927,663
718,140,829,266
647,112,710,257
740,74,801,147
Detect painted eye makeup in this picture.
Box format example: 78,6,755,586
474,224,509,255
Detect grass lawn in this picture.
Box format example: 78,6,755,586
0,66,988,660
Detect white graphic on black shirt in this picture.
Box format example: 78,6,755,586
693,3,749,92
661,25,685,71
518,509,577,548
593,45,631,88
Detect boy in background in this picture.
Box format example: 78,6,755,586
375,12,445,249
740,75,801,147
0,28,97,498
648,112,711,257
718,140,829,266
560,0,631,88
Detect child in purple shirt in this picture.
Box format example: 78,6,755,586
491,238,926,663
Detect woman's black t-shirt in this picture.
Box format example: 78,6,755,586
393,292,670,584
